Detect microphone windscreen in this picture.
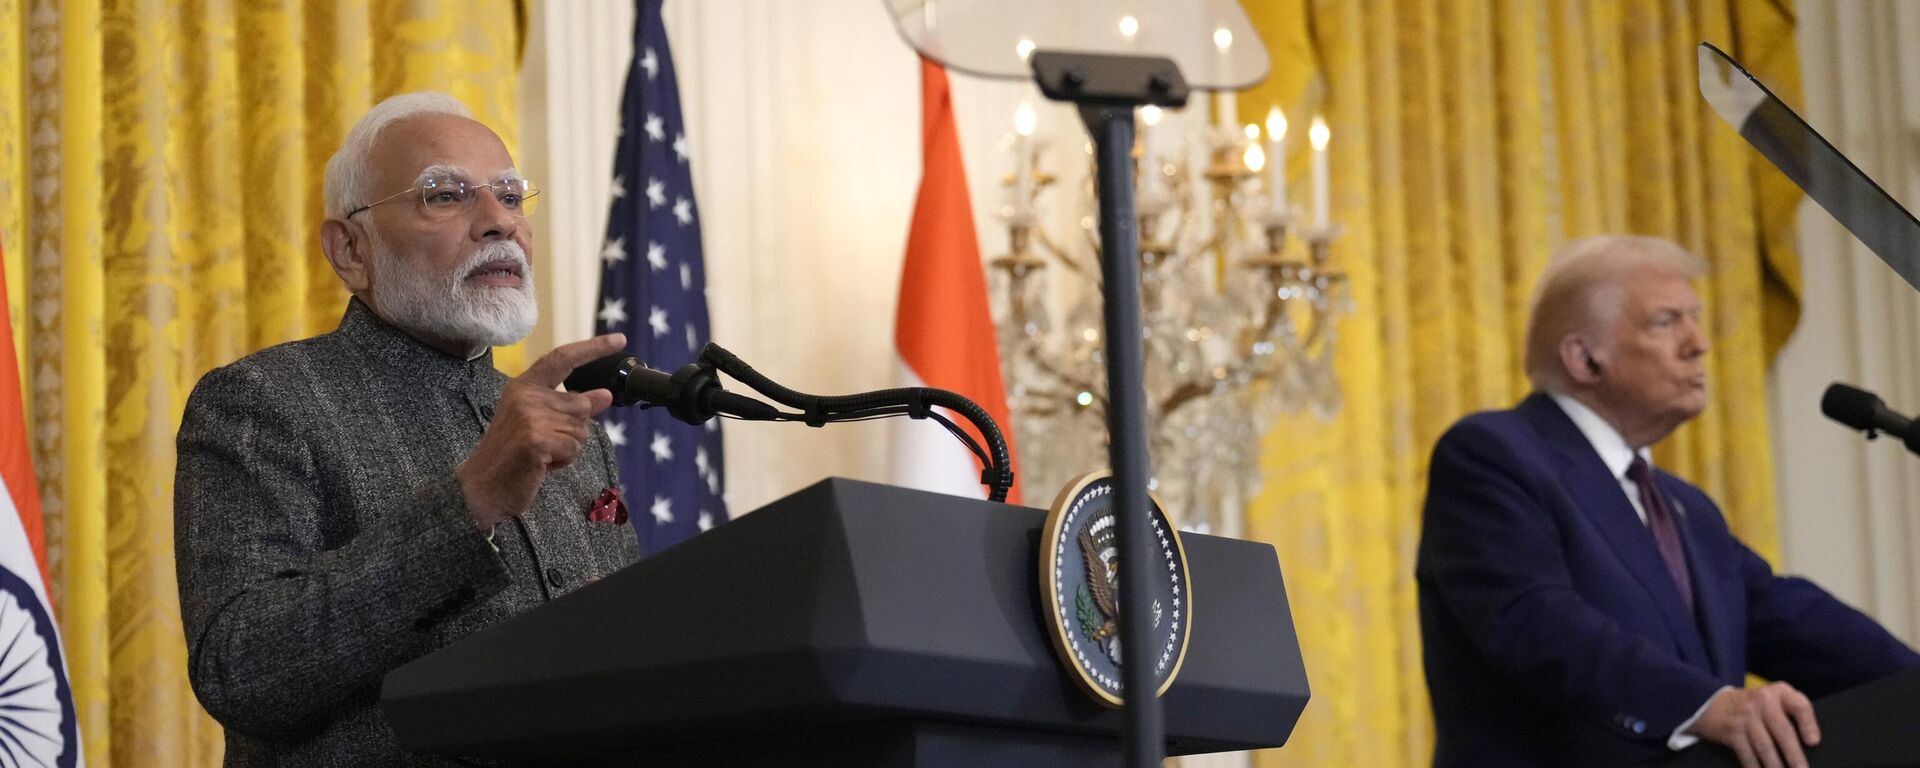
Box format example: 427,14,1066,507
1821,382,1883,430
564,354,638,404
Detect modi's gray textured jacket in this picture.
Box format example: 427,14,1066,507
175,300,639,767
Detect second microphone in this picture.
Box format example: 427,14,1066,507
1821,381,1920,456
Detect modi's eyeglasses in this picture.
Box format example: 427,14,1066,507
346,174,539,220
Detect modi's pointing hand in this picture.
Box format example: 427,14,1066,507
457,334,626,528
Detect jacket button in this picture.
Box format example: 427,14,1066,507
545,568,565,588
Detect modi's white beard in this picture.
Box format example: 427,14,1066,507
368,238,539,352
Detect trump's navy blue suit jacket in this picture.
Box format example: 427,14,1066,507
1417,393,1919,767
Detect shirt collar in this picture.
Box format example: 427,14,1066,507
1550,393,1653,481
337,298,495,392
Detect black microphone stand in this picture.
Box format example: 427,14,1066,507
1031,51,1189,768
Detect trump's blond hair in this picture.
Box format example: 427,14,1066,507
1523,235,1708,393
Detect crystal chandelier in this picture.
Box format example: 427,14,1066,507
990,99,1352,535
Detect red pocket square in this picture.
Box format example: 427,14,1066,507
587,487,628,524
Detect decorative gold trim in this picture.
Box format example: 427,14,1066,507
1161,486,1193,698
1040,470,1116,705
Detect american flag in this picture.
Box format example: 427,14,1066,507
595,0,725,555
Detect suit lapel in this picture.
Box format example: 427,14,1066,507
1664,484,1737,679
1519,395,1711,667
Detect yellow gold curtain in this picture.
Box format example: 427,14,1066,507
1236,1,1803,765
0,1,524,765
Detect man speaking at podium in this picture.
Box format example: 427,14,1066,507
1418,235,1920,768
174,93,639,766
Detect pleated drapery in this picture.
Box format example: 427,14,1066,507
0,1,525,764
1235,1,1803,765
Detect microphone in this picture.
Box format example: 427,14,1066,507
1821,382,1920,455
565,354,780,425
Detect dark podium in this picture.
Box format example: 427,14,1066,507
1661,668,1920,768
381,477,1310,766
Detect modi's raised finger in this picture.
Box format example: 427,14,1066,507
521,333,627,389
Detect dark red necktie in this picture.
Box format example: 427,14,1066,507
1626,456,1693,614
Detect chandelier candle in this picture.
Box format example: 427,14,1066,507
1212,27,1236,127
1267,106,1288,216
1310,116,1331,228
1139,105,1162,193
1014,102,1036,208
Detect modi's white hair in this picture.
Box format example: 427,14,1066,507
323,92,473,218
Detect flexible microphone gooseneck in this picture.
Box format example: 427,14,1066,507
565,346,1016,503
696,343,1015,503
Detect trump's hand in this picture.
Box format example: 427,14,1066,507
456,334,624,527
1691,681,1820,768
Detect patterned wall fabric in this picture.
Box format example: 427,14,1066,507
0,1,524,765
1234,1,1803,765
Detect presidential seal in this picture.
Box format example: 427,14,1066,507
1039,470,1192,706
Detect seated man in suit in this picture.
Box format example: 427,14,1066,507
1418,235,1920,768
175,92,640,766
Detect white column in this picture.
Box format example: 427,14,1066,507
520,0,635,353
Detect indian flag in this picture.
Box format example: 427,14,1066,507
0,240,83,767
888,58,1022,505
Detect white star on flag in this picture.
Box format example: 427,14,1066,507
644,113,664,142
697,511,715,531
609,175,626,199
647,241,668,271
695,446,710,478
602,418,627,447
685,323,697,352
680,263,692,290
649,306,670,337
673,197,693,225
650,495,673,524
649,431,674,463
600,236,627,265
641,47,658,80
646,178,666,209
673,133,689,164
597,298,628,326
